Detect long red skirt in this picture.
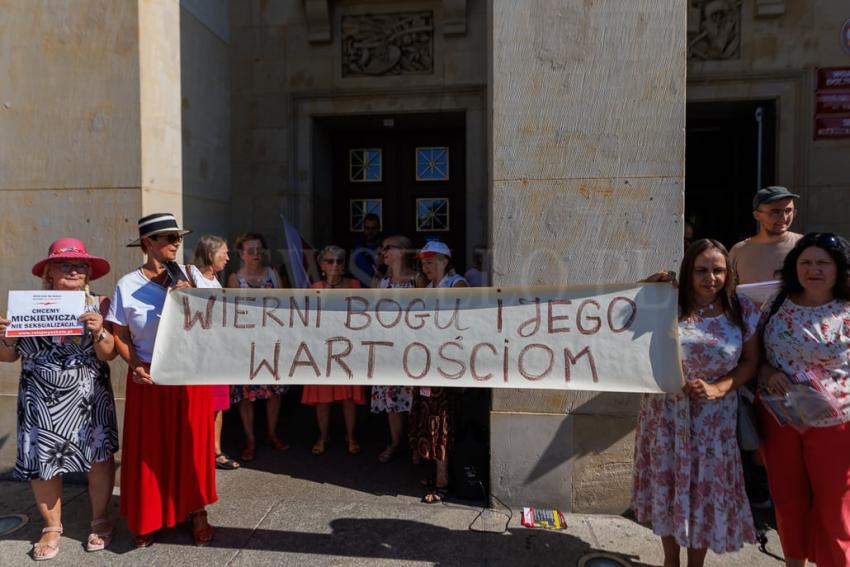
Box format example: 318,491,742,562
120,369,217,536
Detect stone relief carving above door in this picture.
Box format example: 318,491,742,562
687,0,741,60
341,12,434,76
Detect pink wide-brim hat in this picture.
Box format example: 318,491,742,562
31,237,111,280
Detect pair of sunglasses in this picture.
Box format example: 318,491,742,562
153,233,183,244
801,232,842,250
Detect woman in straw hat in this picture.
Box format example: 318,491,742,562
0,237,118,560
107,213,216,548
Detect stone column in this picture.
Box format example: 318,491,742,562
0,0,183,471
488,0,685,512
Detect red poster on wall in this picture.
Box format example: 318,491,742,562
815,68,850,140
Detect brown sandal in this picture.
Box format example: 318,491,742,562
346,437,362,455
188,510,214,546
134,531,155,548
241,440,255,462
311,439,327,456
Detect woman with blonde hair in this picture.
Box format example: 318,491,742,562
0,237,118,560
372,235,421,463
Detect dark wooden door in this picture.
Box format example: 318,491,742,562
685,101,776,249
332,127,466,272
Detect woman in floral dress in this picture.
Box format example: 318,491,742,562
372,235,420,463
226,232,289,462
758,233,850,567
632,238,760,566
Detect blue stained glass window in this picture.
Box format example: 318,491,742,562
416,198,449,232
350,199,383,232
415,147,449,181
349,149,382,182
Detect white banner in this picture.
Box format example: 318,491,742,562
150,283,684,393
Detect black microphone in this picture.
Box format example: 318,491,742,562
163,261,189,287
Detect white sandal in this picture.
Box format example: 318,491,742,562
32,525,62,561
85,518,113,552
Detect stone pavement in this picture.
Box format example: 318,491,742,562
0,409,785,566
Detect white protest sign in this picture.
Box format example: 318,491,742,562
736,280,781,306
6,290,85,337
150,283,683,393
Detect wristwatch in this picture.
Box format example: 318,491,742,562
94,329,108,344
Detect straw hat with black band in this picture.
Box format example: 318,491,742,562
127,213,192,247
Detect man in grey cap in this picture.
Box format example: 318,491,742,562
729,185,802,287
729,186,801,512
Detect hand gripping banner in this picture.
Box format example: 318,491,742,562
150,283,683,393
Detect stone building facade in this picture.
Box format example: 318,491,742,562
0,0,847,512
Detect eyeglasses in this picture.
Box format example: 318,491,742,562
801,232,842,250
243,246,264,254
756,206,795,219
322,258,344,265
153,233,183,244
54,261,90,273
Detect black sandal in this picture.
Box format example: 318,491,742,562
422,486,449,504
215,453,240,470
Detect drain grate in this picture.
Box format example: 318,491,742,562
577,552,633,567
0,514,29,537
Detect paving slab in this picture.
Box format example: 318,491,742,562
0,406,787,565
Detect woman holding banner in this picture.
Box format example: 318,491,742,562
226,232,289,462
757,233,850,567
373,235,419,464
632,238,760,566
0,237,118,560
410,241,468,503
192,235,240,471
108,213,216,548
302,245,367,456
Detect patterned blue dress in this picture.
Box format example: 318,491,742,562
14,298,118,480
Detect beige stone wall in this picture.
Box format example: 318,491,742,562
180,1,232,247
489,0,685,512
0,0,189,474
688,1,850,236
0,0,145,472
230,0,488,259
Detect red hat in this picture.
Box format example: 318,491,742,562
31,238,111,280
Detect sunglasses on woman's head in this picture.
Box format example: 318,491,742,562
153,233,183,244
801,232,841,250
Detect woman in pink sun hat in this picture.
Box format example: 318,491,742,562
0,237,119,560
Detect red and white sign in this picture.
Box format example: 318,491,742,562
814,67,850,140
815,116,850,140
6,291,85,337
817,68,850,90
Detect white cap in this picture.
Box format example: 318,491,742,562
416,240,452,259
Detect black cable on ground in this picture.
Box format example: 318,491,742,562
468,479,512,534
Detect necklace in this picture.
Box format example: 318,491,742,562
696,301,715,317
325,279,344,289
